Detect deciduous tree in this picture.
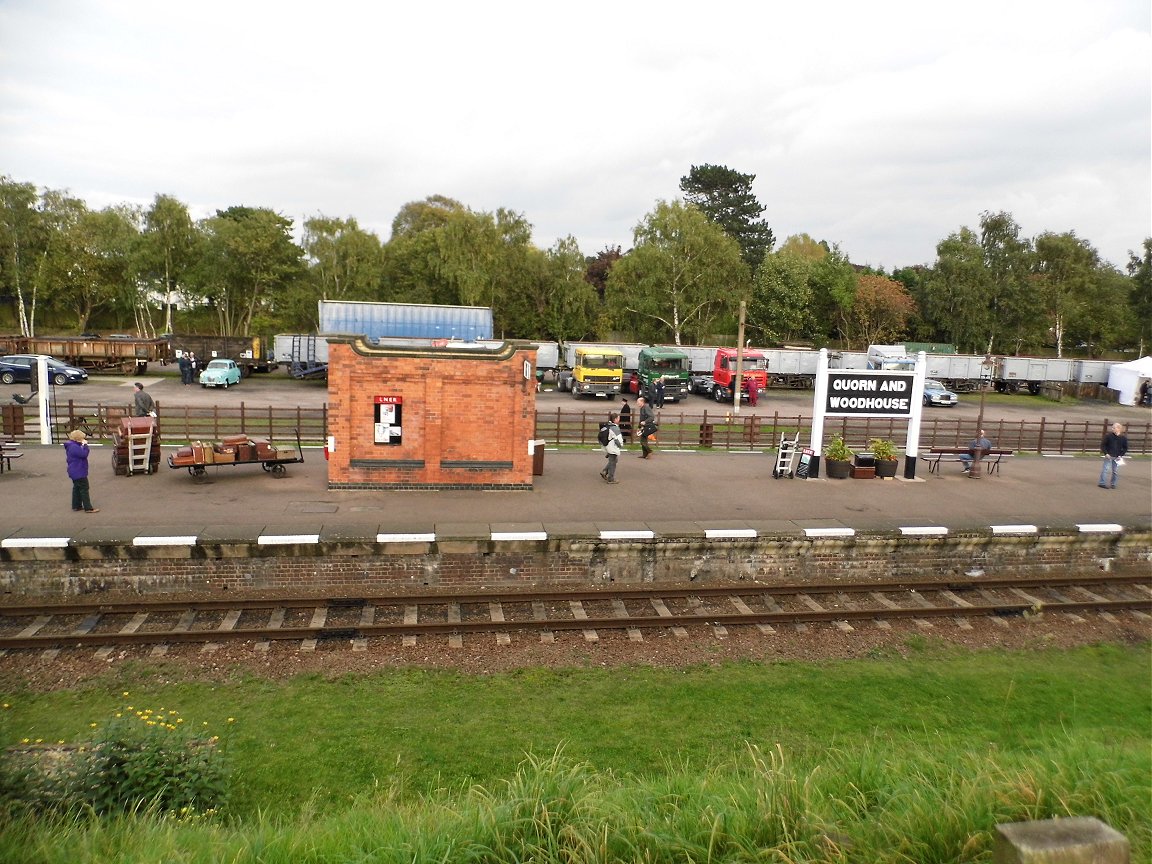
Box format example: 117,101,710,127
606,200,748,345
0,176,46,336
139,194,198,333
1032,231,1099,357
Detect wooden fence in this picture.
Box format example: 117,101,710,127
1,402,1148,455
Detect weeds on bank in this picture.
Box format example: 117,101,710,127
0,741,1147,863
0,694,232,819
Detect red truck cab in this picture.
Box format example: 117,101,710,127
710,347,768,403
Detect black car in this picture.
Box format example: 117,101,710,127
0,354,89,385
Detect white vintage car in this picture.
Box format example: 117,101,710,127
199,359,242,388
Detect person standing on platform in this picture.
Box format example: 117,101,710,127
64,429,98,513
132,382,156,417
1098,422,1128,489
618,397,632,441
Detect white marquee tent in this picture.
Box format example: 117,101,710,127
1106,356,1152,405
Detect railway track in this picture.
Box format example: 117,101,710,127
1,574,1149,656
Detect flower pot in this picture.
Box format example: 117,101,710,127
825,458,852,479
875,458,899,479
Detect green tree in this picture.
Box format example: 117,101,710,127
196,207,304,335
0,176,46,336
1032,231,1099,357
1127,239,1151,355
539,236,598,342
303,216,385,301
1064,265,1131,356
807,245,857,344
749,252,814,343
139,194,199,334
920,227,989,352
979,211,1037,354
606,200,748,345
680,164,774,272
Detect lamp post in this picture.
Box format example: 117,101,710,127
969,354,994,479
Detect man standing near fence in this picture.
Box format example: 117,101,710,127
1098,422,1128,489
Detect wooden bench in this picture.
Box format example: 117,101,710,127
0,442,22,474
926,447,1014,475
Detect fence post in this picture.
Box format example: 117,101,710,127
1037,417,1045,454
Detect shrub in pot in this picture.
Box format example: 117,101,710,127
869,438,900,478
823,435,854,479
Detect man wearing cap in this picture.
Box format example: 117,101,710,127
64,429,99,513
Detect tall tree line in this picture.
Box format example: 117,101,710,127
0,173,1145,357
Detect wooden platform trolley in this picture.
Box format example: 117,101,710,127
112,417,161,476
168,429,303,479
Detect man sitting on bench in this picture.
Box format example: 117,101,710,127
959,429,992,474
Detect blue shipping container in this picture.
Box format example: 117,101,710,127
319,301,493,341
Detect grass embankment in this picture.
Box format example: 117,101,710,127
1,642,1149,863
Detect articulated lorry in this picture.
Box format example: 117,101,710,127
707,347,769,403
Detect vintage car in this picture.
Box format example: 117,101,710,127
199,358,242,388
923,379,959,407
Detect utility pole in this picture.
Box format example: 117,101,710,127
732,301,746,414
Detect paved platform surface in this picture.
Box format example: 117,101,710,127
0,443,1148,544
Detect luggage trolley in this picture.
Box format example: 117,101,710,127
772,432,801,478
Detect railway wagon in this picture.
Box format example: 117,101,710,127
170,334,272,377
995,356,1074,393
0,335,171,373
923,354,990,392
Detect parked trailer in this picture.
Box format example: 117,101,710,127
318,300,494,341
170,334,272,377
274,334,329,379
763,348,819,388
0,335,171,373
922,354,990,392
1073,359,1113,384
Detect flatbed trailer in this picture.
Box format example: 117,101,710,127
168,429,303,478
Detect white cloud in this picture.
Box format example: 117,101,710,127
1,0,1148,267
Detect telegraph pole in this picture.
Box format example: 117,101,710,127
732,301,746,414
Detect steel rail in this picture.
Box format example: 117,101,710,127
1,573,1147,618
0,594,1147,650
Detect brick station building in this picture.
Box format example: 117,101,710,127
325,335,538,491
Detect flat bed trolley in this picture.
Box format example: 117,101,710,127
772,431,801,478
168,429,303,479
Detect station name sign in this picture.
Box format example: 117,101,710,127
825,372,915,416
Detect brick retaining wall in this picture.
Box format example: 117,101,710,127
1,530,1147,601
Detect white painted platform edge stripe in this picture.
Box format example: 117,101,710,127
133,535,198,546
899,526,949,536
990,524,1038,534
1076,523,1124,533
600,530,655,540
704,529,758,539
376,533,436,543
491,532,548,541
1,537,71,548
257,534,321,545
804,527,856,538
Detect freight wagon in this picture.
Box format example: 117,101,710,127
0,335,171,373
170,334,272,377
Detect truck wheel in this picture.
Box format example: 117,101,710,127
713,387,725,403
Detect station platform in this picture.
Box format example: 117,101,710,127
0,444,1147,546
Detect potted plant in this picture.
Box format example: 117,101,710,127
823,435,854,479
869,438,900,478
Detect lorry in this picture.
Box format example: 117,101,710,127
564,345,624,398
170,334,272,377
630,346,691,403
707,346,769,403
866,344,917,371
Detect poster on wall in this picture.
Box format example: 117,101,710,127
374,395,403,445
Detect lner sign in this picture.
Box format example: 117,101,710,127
825,372,915,416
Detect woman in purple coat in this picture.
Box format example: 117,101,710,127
64,429,99,512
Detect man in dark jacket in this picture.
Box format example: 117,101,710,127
132,382,155,417
1098,422,1128,489
637,396,656,459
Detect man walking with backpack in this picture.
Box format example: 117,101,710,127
599,412,624,483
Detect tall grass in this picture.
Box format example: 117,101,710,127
1,643,1148,862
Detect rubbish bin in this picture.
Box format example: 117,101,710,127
530,439,545,476
2,405,24,437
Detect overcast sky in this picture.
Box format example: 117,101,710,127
2,0,1149,270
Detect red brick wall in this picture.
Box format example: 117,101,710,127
326,338,537,490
